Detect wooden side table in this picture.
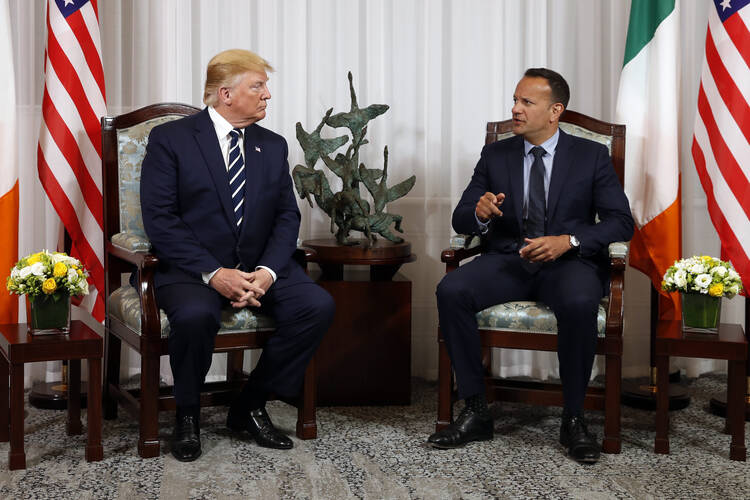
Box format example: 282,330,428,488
655,320,746,461
0,320,103,470
303,238,415,405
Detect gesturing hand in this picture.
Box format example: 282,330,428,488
519,235,571,263
208,268,266,308
475,192,506,221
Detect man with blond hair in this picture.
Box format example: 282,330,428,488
141,49,334,462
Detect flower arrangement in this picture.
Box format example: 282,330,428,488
661,255,743,298
6,250,89,301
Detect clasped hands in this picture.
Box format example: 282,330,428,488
209,267,273,308
476,191,571,263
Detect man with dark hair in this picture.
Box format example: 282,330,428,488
141,49,335,462
427,68,633,464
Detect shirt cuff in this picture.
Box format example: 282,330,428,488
202,268,220,285
257,266,277,283
474,212,490,235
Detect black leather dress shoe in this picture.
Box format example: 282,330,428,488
227,406,293,450
560,414,601,464
171,414,201,462
427,406,493,449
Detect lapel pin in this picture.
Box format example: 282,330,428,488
255,146,261,152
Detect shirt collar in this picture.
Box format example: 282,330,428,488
523,128,559,157
207,106,241,139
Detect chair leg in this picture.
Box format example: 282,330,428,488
602,352,622,453
103,332,121,420
436,332,453,432
138,353,161,458
226,350,244,382
296,355,317,439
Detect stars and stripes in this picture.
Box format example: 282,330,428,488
692,0,750,293
228,129,246,228
37,0,106,321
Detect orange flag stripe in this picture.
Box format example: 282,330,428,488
0,181,18,324
629,197,682,320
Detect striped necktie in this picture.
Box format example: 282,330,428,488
228,128,246,228
521,145,547,274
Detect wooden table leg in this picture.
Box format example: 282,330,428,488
67,359,82,436
0,355,8,442
85,357,103,462
728,359,746,461
9,363,25,470
654,354,670,454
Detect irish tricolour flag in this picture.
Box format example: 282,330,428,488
615,0,682,319
0,0,17,324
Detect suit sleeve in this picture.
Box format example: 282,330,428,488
255,138,301,275
140,126,223,274
574,144,634,257
452,145,494,236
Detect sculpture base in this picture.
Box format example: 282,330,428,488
302,238,415,280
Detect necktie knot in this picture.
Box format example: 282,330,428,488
229,128,242,142
530,146,546,159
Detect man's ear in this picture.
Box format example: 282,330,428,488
550,103,564,122
218,86,232,105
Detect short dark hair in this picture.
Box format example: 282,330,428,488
524,68,570,109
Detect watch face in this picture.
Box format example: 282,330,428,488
570,235,580,248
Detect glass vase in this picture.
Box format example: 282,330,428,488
681,293,721,334
26,293,71,335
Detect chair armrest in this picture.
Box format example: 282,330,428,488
605,242,628,338
111,232,151,252
106,240,161,340
441,234,482,270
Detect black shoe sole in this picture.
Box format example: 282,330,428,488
427,434,493,450
171,448,202,462
227,420,293,450
559,440,600,464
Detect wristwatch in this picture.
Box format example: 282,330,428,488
569,234,580,250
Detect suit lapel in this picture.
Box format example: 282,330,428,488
193,109,238,237
506,135,525,231
547,129,572,223
240,124,264,237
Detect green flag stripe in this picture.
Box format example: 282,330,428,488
622,0,676,67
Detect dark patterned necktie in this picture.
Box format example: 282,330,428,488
228,128,246,228
526,146,547,238
522,146,547,273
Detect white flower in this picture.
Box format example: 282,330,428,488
80,280,89,295
711,265,727,277
727,284,739,296
688,263,705,275
694,274,712,289
673,269,687,288
30,262,46,276
67,268,78,282
728,268,740,280
10,268,19,279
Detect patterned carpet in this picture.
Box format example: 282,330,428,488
0,374,747,499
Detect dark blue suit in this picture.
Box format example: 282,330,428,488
437,129,633,414
140,108,334,408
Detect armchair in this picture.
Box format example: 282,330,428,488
101,103,317,458
436,110,628,454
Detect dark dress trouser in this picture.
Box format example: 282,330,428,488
436,252,603,415
156,272,335,408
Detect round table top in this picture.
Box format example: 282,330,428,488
302,238,415,265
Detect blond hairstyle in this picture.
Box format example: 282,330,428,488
203,49,274,106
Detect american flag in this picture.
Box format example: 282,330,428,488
37,0,106,321
692,0,750,293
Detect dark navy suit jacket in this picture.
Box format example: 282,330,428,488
140,108,305,290
452,129,634,277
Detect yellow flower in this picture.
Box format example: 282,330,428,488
27,253,41,265
42,278,57,295
708,283,723,297
53,262,68,277
700,255,712,263
77,269,82,276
